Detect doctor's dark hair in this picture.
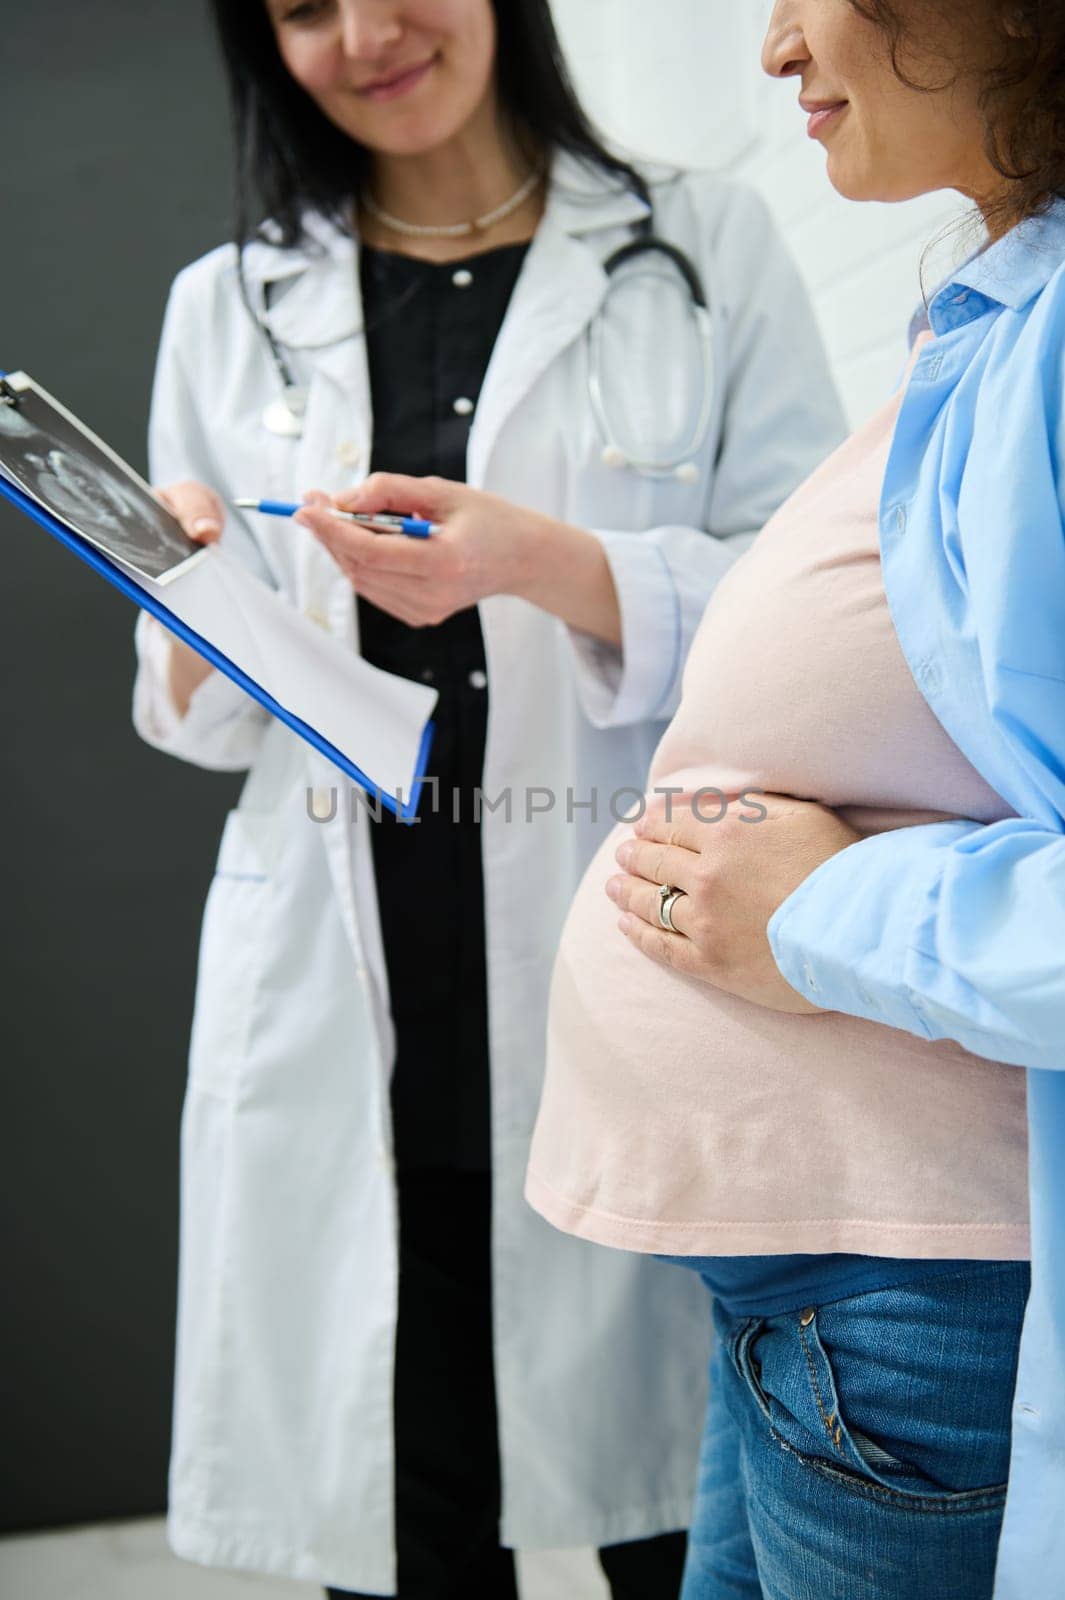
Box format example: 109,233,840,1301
208,0,650,248
851,0,1065,230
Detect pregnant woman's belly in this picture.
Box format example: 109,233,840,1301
525,777,1030,1262
528,355,1031,1263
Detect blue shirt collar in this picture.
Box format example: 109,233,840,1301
925,196,1065,333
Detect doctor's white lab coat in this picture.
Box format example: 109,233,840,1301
133,153,845,1593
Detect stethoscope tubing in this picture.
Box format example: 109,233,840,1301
243,203,715,478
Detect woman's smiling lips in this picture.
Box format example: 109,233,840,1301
801,98,849,139
356,54,438,103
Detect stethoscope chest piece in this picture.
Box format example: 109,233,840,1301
589,230,715,482
262,386,308,439
600,443,701,483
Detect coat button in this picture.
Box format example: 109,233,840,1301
452,268,474,288
452,397,475,417
336,439,363,468
304,607,330,630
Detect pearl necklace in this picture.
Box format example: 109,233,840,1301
361,165,543,240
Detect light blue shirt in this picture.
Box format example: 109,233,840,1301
767,200,1065,1599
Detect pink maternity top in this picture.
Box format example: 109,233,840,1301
526,341,1029,1260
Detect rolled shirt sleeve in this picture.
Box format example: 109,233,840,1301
132,610,270,771
567,523,754,728
769,817,1065,1073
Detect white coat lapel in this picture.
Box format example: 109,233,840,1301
253,218,371,632
468,154,652,487
294,334,372,636
467,223,607,487
259,232,376,968
298,339,372,971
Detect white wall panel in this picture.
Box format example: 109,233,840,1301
552,0,764,170
551,0,974,425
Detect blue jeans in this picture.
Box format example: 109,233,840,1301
680,1263,1030,1600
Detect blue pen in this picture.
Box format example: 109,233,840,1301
233,498,438,539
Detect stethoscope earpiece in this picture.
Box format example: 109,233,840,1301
601,444,628,470
674,462,700,485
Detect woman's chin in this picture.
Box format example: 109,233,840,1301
825,153,936,206
824,154,877,202
328,101,469,161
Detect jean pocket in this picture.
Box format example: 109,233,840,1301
773,1305,1011,1512
732,1318,773,1422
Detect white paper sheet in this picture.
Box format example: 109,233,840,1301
131,544,438,806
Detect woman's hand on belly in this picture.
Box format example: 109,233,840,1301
295,474,621,644
606,792,861,1014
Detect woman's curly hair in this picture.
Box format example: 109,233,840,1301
852,1,1065,228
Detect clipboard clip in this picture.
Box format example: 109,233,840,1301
0,377,21,408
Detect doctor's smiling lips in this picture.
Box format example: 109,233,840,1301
355,53,439,102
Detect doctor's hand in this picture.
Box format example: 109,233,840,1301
606,792,861,1014
294,474,622,644
153,480,226,545
151,480,227,713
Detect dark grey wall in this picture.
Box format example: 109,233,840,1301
1,2,242,1531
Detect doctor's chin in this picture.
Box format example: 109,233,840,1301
5,3,1065,1600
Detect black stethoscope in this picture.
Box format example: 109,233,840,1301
248,210,715,482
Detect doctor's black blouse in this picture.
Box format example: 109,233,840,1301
357,239,530,1174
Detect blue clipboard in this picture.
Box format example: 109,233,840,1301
0,470,434,823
